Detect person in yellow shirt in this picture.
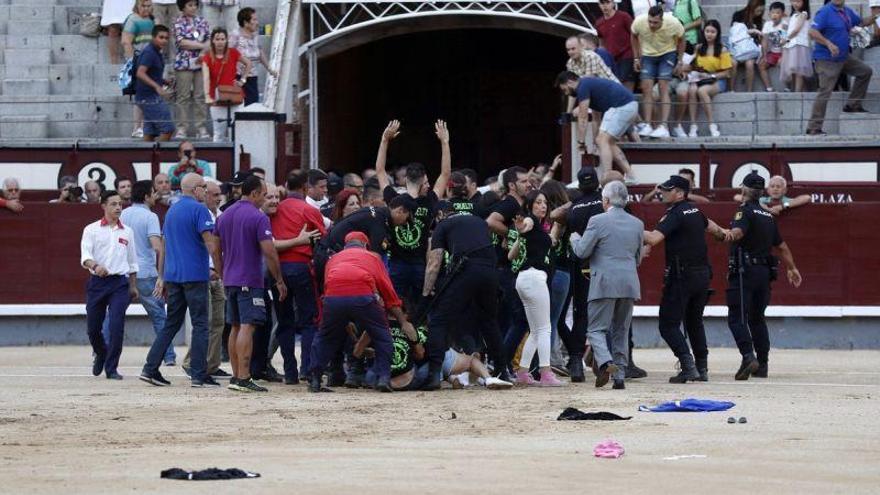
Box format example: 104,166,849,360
631,5,686,139
673,20,732,138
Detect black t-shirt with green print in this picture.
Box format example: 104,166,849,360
511,214,553,275
389,323,428,377
384,186,438,262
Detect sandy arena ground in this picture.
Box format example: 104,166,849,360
0,346,878,494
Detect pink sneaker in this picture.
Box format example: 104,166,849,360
538,369,565,387
515,370,537,385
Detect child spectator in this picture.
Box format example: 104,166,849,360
759,2,788,92
780,0,812,91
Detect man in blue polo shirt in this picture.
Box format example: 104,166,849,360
807,0,877,135
140,172,222,388
136,25,175,142
555,71,638,184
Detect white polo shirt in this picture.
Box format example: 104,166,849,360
80,218,139,277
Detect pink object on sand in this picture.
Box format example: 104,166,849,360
593,440,625,458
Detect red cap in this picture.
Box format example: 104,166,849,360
344,231,370,245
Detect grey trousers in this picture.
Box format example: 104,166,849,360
587,297,634,381
807,56,873,132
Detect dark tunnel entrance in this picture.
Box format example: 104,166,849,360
317,28,568,182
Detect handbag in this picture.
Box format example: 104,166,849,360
211,53,243,106
729,23,761,62
79,13,101,38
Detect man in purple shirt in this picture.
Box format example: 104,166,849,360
214,174,287,393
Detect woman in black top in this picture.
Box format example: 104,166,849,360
507,190,564,387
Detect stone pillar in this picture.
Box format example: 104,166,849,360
234,103,285,185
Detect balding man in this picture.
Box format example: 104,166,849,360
1,178,23,213
84,180,102,204
140,173,223,388
343,173,364,195
566,35,618,82
153,173,173,206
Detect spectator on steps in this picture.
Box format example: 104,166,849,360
122,0,155,139
203,0,239,31
101,0,134,65
806,0,876,135
672,0,704,49
173,0,211,140
136,25,176,142
1,178,23,213
168,141,214,187
871,0,880,47
730,0,766,92
632,5,686,139
759,2,788,92
203,28,252,142
780,0,813,92
152,0,179,30
230,7,278,106
579,33,616,70
673,20,731,138
596,0,636,89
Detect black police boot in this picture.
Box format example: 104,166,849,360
421,368,442,391
344,358,366,388
626,347,648,379
375,377,393,393
735,354,759,381
308,374,332,393
569,356,586,383
695,357,709,382
754,361,769,378
612,378,625,390
669,355,700,383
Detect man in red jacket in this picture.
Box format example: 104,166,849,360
270,170,326,384
308,231,415,393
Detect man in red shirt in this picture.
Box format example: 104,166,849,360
308,231,415,393
596,0,636,90
270,170,326,384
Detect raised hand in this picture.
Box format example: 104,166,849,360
434,119,449,144
514,215,534,234
382,120,401,142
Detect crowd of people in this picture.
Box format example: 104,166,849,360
71,118,804,394
100,0,274,141
561,0,878,140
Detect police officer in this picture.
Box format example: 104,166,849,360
643,175,728,382
421,202,511,390
724,172,803,380
552,166,604,381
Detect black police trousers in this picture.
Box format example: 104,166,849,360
559,265,590,359
726,265,772,362
427,262,507,374
658,266,710,362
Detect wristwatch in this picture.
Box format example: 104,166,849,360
783,200,791,210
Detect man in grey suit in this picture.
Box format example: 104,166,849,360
570,180,643,390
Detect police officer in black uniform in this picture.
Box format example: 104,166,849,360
643,175,728,382
421,202,510,390
552,166,604,381
724,172,803,380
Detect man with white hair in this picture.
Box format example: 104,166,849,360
569,180,644,390
1,178,23,213
761,175,811,215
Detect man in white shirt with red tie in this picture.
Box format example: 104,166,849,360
80,190,139,380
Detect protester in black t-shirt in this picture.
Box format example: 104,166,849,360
375,119,452,307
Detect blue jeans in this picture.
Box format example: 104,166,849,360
389,258,425,307
549,269,571,350
274,262,319,380
106,277,175,363
143,281,209,381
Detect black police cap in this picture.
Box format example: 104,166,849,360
657,175,691,194
229,171,252,186
577,166,599,192
741,171,765,190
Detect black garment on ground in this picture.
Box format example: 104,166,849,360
321,206,392,254
557,407,632,421
383,186,438,262
161,467,260,480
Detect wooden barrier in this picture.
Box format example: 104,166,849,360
0,202,878,306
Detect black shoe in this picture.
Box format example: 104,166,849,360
753,362,768,378
284,377,300,385
697,369,709,382
210,369,231,378
375,379,393,393
612,379,625,390
254,371,283,383
735,355,760,381
595,362,617,388
308,375,333,393
327,370,346,387
669,355,700,383
182,366,192,378
496,368,514,384
139,370,171,386
625,364,648,380
106,371,123,380
805,129,826,136
421,372,442,391
344,373,364,389
192,376,221,387
568,357,585,383
92,354,105,377
843,104,869,113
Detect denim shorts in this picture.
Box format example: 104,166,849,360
600,101,639,139
441,348,458,378
225,286,267,326
614,58,636,83
137,97,175,136
641,51,678,81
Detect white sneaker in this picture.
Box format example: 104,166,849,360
131,127,143,138
484,376,513,390
649,124,670,139
709,123,721,137
688,125,699,138
637,123,654,137
672,124,687,138
174,129,187,140
450,372,470,389
196,127,210,140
